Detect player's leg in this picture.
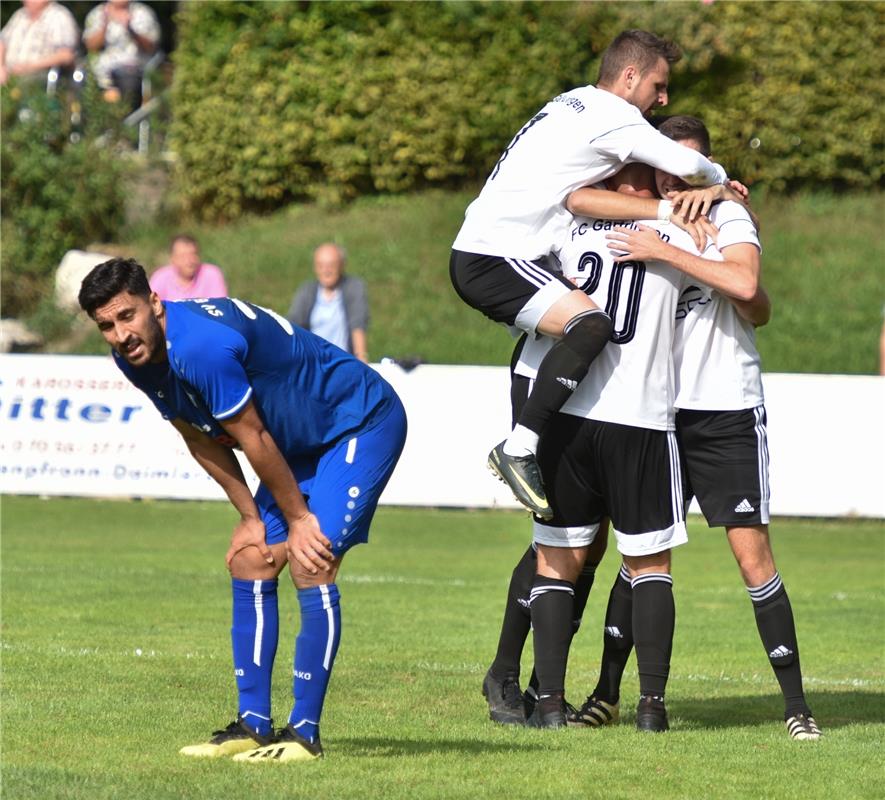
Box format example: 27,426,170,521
573,560,632,727
527,412,604,728
680,406,820,740
529,542,591,728
180,535,288,757
729,525,820,739
483,543,536,724
236,396,407,763
601,423,688,733
493,291,612,517
451,249,611,518
623,551,674,733
524,524,608,722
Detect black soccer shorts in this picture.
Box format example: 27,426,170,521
676,405,771,528
535,414,687,556
449,248,574,331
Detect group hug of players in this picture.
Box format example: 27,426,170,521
450,30,821,741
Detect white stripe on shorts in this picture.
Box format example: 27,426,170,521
345,436,358,464
753,407,771,523
667,430,685,524
505,257,555,289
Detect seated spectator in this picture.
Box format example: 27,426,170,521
149,235,228,301
0,0,78,87
287,243,369,362
82,0,159,108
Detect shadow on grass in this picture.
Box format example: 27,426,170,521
670,690,885,731
335,736,549,757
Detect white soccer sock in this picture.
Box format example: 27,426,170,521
503,424,539,457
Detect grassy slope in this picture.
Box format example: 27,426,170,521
2,497,883,799
61,190,884,374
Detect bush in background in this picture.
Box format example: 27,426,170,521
1,83,129,318
171,1,884,221
170,0,611,219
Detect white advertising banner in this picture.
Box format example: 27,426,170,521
1,354,883,518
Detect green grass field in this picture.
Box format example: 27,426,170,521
57,189,885,375
2,497,883,799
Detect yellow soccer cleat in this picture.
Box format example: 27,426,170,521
179,717,274,758
233,724,324,763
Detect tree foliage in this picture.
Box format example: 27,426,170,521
171,1,884,221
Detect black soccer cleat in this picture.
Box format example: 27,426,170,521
570,694,620,727
482,669,526,725
635,695,669,733
785,712,822,741
488,442,553,520
526,693,568,729
233,724,324,762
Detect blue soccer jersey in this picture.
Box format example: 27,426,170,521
121,298,396,457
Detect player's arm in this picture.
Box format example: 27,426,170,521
729,283,771,328
566,187,709,250
170,417,274,566
607,224,761,302
219,400,334,575
624,124,727,187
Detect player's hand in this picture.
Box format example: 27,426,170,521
670,215,709,250
607,224,671,262
668,186,721,222
727,179,750,202
286,512,334,574
698,216,721,247
225,516,273,568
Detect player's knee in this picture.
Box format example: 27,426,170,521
564,310,613,346
229,545,286,581
289,557,342,589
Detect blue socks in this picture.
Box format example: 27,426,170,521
231,578,279,738
289,584,342,743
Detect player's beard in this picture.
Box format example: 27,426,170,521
119,315,165,366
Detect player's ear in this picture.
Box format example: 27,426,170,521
623,65,637,88
149,291,163,317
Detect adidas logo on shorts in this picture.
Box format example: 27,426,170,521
604,626,624,638
556,376,578,391
734,498,755,513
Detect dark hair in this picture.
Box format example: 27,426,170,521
170,233,198,249
78,257,152,318
658,115,712,157
598,30,682,86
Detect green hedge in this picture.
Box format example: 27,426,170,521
171,1,884,221
170,1,605,219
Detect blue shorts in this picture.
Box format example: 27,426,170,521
256,396,407,555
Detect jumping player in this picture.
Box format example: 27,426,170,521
450,29,728,519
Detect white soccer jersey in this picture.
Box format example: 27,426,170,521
515,217,694,431
452,85,726,260
673,201,764,411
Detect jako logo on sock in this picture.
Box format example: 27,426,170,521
293,669,312,680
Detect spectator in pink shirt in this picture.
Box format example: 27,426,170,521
149,234,228,301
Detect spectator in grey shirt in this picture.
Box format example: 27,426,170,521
287,243,369,362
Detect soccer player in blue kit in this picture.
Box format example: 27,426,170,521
78,258,407,762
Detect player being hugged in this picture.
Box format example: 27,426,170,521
78,258,407,762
